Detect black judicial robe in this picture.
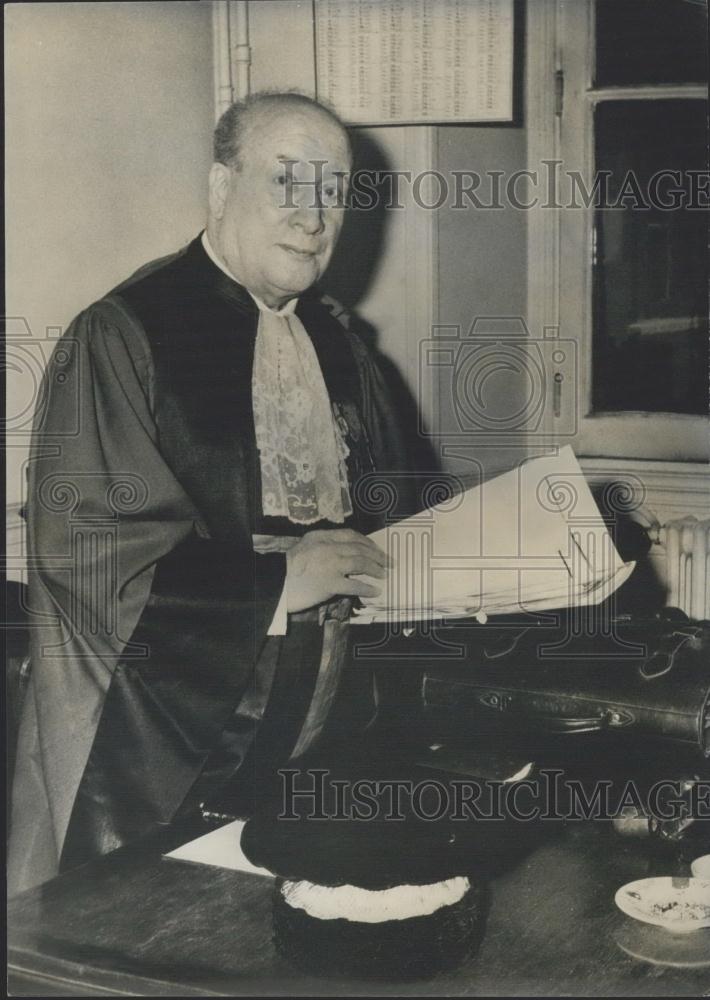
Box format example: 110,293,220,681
8,235,410,894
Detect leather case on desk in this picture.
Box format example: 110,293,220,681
422,612,710,760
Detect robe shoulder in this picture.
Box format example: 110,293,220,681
110,245,189,295
60,297,153,395
57,242,193,398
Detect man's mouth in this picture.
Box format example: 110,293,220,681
280,244,319,258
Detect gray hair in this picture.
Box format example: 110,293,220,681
213,90,350,169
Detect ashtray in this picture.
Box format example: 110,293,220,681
615,876,710,933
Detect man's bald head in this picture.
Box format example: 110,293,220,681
213,91,351,172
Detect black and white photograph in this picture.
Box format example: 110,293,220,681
5,0,710,995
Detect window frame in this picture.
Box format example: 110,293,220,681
526,0,709,465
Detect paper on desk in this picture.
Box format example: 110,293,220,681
164,820,273,877
351,446,635,624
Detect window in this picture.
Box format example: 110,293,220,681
529,0,709,463
592,98,707,417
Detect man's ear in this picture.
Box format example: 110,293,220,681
208,162,231,221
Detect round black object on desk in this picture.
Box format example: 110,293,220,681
270,875,485,980
239,763,502,980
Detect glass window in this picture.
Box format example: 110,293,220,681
591,99,708,415
595,0,708,87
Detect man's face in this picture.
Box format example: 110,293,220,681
208,105,351,308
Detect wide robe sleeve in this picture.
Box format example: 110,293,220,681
9,297,285,893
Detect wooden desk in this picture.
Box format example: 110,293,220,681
8,817,709,997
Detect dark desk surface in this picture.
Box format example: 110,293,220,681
8,816,710,997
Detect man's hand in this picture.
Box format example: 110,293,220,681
285,529,392,613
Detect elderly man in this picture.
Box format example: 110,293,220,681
9,92,410,894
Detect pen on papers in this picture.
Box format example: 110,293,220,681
570,532,591,569
558,549,572,577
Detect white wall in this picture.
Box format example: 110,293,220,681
435,125,529,484
5,1,215,509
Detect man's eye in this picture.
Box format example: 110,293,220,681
321,185,344,206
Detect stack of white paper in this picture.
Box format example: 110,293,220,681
352,447,635,624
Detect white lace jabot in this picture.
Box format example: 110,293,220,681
251,303,352,524
201,233,352,525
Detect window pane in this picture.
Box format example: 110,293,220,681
595,0,708,86
592,100,708,416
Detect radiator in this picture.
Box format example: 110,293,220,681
657,517,710,622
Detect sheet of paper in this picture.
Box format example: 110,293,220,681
164,820,273,878
352,447,634,623
314,0,514,125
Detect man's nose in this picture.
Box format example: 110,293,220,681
289,202,326,235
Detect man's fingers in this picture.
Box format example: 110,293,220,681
336,528,370,544
286,529,394,610
313,529,394,568
335,542,389,565
339,554,387,578
355,535,393,565
369,541,395,569
358,540,393,568
312,528,361,545
334,538,393,568
338,576,382,599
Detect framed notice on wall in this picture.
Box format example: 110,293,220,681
314,0,514,126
